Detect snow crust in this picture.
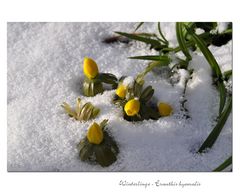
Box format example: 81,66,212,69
7,22,232,171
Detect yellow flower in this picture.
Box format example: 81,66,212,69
116,84,127,99
158,102,173,117
83,57,99,79
124,98,140,116
87,122,103,144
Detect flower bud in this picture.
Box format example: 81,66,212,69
116,84,127,99
124,98,140,116
158,102,173,117
87,122,103,144
83,57,99,79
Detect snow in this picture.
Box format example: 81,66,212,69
122,76,134,87
7,22,232,171
217,22,229,33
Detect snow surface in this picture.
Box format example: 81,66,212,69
7,22,232,171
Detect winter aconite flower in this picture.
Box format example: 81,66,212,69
82,57,118,97
124,98,140,116
83,57,99,79
158,102,173,117
116,84,127,99
87,122,103,144
78,119,119,167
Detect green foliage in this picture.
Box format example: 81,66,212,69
83,73,118,97
223,70,232,81
198,97,232,153
158,22,169,45
186,26,226,115
129,55,170,62
83,77,104,97
134,22,144,32
213,156,232,172
115,31,167,50
176,22,192,60
140,86,154,103
185,26,222,78
98,73,118,88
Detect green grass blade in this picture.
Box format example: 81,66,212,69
186,26,226,114
176,22,192,60
129,55,170,62
222,28,232,35
157,22,168,45
213,156,232,172
135,59,171,84
185,26,222,78
136,33,157,37
115,31,161,48
218,81,227,115
198,97,232,153
182,22,194,36
223,70,232,80
134,22,144,32
143,60,169,74
172,32,210,53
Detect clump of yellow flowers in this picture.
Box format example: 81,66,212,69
78,120,119,167
82,57,118,97
62,57,174,168
113,75,173,121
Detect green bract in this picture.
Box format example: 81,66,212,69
83,77,104,97
83,73,118,97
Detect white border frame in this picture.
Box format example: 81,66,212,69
1,1,240,192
